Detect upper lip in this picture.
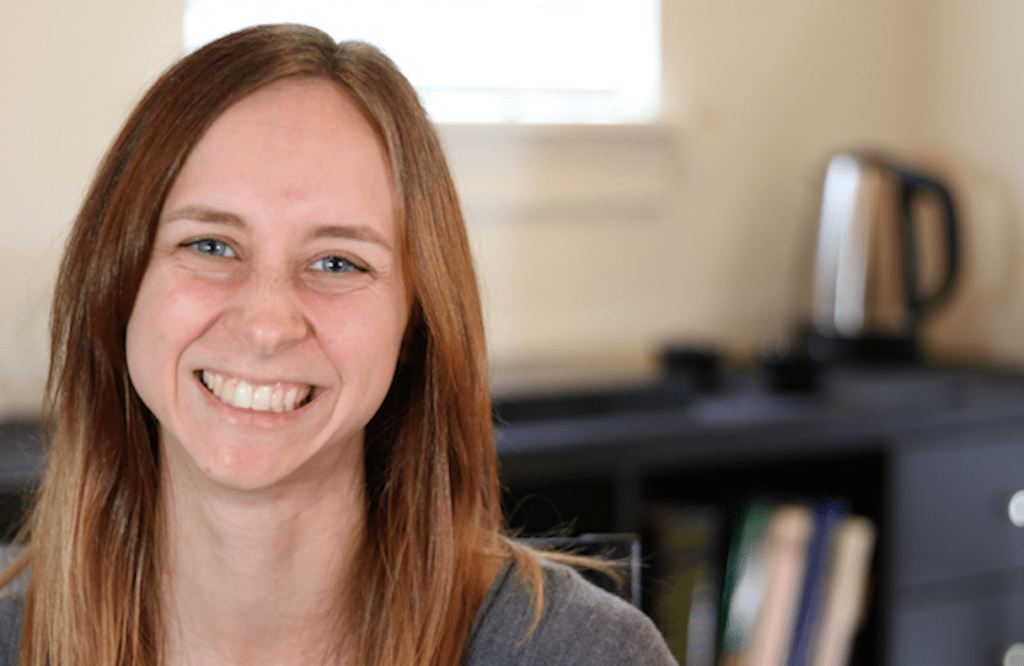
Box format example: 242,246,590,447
193,368,321,390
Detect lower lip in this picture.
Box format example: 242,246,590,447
196,376,321,428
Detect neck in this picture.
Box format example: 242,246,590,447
159,452,366,666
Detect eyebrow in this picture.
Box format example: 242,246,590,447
161,205,393,250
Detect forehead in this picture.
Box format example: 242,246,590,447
218,77,381,145
163,77,400,239
201,76,391,181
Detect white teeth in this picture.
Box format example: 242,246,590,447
199,370,314,413
252,386,271,411
233,382,253,409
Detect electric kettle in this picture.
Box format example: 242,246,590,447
807,152,960,363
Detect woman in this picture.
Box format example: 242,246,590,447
0,24,676,666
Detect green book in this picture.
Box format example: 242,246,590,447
648,503,723,666
716,498,775,662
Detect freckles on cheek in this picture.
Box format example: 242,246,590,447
303,290,407,361
167,276,229,323
303,293,349,332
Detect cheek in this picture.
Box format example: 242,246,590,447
125,270,228,407
306,292,408,383
125,280,168,412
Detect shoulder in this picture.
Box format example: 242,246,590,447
0,546,25,666
0,591,22,666
463,558,678,666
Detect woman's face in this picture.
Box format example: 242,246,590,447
125,78,408,493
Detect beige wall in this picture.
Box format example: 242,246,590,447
915,0,1024,366
0,0,1019,416
469,0,926,375
0,0,184,416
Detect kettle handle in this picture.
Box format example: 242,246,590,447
897,170,960,328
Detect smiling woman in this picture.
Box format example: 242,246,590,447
0,24,676,666
126,78,408,495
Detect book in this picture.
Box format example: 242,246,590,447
740,504,814,666
647,503,723,666
717,499,775,663
718,501,814,666
787,499,849,666
809,516,876,666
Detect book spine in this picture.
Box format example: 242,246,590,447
787,501,848,666
742,505,813,666
810,516,876,666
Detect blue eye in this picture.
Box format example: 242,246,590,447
310,256,356,273
189,238,236,258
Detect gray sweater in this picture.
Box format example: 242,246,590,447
0,559,678,666
463,559,678,665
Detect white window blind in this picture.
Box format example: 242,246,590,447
184,0,660,124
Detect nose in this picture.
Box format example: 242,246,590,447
225,272,311,355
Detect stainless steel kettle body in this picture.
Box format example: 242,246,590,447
808,153,960,362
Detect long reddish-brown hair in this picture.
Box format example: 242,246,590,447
0,24,506,666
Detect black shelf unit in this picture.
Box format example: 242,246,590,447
495,365,1024,666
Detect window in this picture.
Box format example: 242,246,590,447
184,0,660,124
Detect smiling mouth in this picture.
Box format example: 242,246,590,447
199,370,315,413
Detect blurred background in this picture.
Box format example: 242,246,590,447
8,3,1024,664
3,0,1023,416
